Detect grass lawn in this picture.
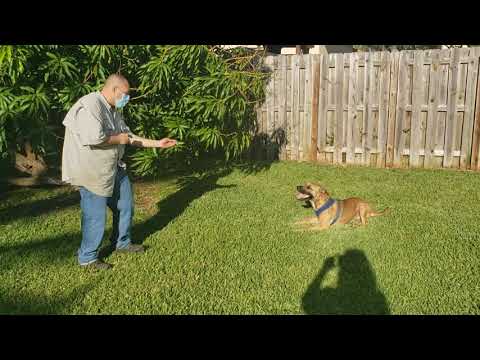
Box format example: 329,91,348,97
1,161,479,315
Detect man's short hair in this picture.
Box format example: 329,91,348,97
104,73,129,89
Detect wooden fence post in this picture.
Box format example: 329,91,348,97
310,55,320,161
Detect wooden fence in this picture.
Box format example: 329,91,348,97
255,47,480,170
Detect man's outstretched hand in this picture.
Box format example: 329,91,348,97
125,134,178,148
158,138,177,149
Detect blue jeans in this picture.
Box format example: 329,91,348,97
78,168,134,265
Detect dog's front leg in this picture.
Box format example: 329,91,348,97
300,216,331,231
293,216,322,232
295,217,319,226
309,222,331,231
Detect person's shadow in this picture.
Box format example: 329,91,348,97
99,166,239,258
124,155,286,248
302,249,390,315
131,167,237,246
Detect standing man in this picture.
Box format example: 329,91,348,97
62,74,176,270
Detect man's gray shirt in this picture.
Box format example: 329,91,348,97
62,91,131,197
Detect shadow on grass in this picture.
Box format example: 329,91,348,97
302,249,390,315
0,232,81,271
0,189,79,225
0,281,98,315
130,157,287,246
130,167,236,246
0,231,101,315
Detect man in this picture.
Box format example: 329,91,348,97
62,74,177,270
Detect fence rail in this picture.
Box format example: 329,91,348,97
255,47,480,170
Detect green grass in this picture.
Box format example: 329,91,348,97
1,161,480,314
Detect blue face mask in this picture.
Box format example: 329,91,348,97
115,93,130,109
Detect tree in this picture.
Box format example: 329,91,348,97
127,45,268,176
353,45,480,52
0,45,268,185
353,45,443,51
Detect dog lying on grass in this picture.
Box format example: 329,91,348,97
295,182,389,231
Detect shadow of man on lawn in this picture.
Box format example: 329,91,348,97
122,128,287,248
302,249,390,315
130,167,237,246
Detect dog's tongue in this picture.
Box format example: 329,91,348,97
296,192,310,200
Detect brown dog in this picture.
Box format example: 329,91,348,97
295,182,389,231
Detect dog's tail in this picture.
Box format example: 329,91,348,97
369,207,390,217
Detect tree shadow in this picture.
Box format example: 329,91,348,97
0,189,79,225
109,104,285,250
0,232,82,272
249,127,287,163
302,249,390,315
0,231,101,315
0,281,98,315
128,167,237,248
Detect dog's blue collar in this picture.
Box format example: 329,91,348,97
314,198,342,225
314,198,335,216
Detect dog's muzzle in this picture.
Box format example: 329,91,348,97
296,186,312,200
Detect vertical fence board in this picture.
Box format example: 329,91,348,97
310,55,320,161
410,50,424,167
303,55,311,160
291,55,299,160
386,51,400,167
278,55,287,160
377,51,391,168
335,54,344,164
394,51,408,167
318,54,328,162
461,48,478,169
471,48,480,169
347,53,358,164
444,48,460,168
425,50,440,168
